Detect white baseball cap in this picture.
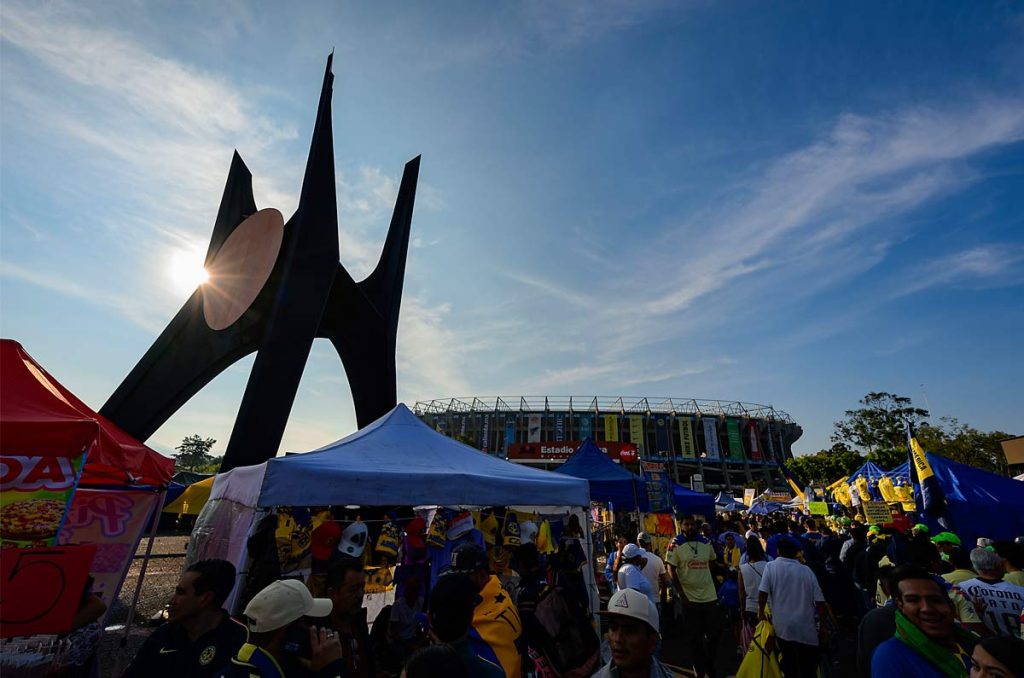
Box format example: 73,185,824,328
520,521,539,544
338,521,369,557
244,579,333,632
621,543,644,560
600,588,660,635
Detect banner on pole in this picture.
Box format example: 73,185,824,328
725,419,744,460
678,418,696,458
58,489,161,606
577,414,593,440
640,461,670,511
603,415,619,442
0,450,89,547
702,418,721,460
629,415,645,456
653,415,670,456
527,414,542,443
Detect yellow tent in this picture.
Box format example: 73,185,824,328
163,476,215,516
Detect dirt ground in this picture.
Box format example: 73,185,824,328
98,533,188,678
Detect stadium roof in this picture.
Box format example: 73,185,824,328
413,396,794,423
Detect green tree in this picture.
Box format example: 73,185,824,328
174,434,217,472
916,417,1011,474
831,392,928,457
789,443,865,483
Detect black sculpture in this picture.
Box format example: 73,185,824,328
100,55,420,471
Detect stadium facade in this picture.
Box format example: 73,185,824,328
413,396,802,493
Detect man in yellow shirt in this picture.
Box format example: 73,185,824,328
665,516,721,678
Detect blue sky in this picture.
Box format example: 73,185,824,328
2,1,1022,459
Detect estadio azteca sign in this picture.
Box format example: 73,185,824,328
507,440,638,462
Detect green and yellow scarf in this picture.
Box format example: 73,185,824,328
893,610,977,678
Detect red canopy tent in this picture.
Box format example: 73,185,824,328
0,339,173,486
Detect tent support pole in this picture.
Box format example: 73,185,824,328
113,487,167,672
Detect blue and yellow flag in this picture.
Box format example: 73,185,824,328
907,424,947,521
778,463,806,501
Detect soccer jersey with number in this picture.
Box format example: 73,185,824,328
958,577,1024,636
665,539,716,603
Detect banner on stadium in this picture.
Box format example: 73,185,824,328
507,441,638,462
725,419,744,460
0,450,89,547
554,414,566,442
678,418,697,458
702,418,721,459
504,418,516,452
653,415,670,455
58,488,161,607
603,415,619,441
629,415,645,456
576,414,592,440
747,421,763,461
480,415,491,452
527,414,542,442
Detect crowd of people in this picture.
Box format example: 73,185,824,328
603,510,1024,677
114,508,1024,678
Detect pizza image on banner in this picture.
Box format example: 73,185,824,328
0,452,87,547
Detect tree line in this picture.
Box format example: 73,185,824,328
788,391,1013,484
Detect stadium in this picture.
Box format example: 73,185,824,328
413,396,803,493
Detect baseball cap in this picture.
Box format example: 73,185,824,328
931,531,961,546
622,543,643,560
913,523,929,534
447,511,474,540
338,521,368,557
244,579,332,632
636,532,652,544
520,521,538,544
450,542,489,572
310,520,341,561
600,588,660,635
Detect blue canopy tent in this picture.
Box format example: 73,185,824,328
555,439,715,517
918,453,1024,546
257,404,591,507
747,501,785,515
848,460,887,500
714,491,742,506
886,461,910,481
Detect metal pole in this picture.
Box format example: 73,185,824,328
113,487,167,674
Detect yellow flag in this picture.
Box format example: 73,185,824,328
910,437,934,481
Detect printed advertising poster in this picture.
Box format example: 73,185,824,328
603,414,619,442
743,488,756,506
678,418,697,458
527,414,542,442
58,489,161,606
725,419,744,460
628,415,645,456
702,418,721,459
0,451,88,547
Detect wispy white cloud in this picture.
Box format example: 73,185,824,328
892,244,1024,298
499,97,1024,367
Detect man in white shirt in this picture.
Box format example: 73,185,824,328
637,533,667,611
758,538,828,678
616,544,658,607
958,547,1024,637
